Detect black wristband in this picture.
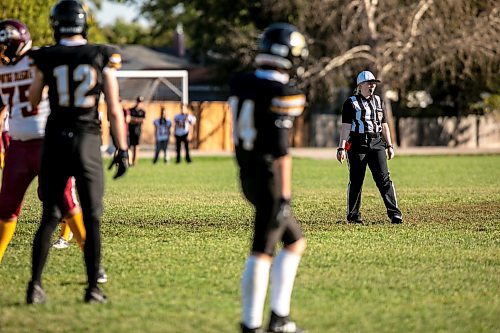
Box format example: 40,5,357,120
387,145,393,148
337,147,345,151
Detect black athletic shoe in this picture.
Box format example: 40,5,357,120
240,323,264,333
391,216,403,224
84,287,108,304
97,266,108,284
268,312,305,333
347,217,363,224
26,281,46,304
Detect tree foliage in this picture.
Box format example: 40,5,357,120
1,0,108,46
115,1,499,114
100,18,162,46
8,0,497,118
1,0,55,46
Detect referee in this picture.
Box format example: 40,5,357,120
336,70,403,224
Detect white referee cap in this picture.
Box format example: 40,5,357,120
356,71,381,85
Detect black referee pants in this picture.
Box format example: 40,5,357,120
32,130,104,289
346,143,401,221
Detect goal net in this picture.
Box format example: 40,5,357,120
115,70,189,104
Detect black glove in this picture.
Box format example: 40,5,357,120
272,198,292,228
108,149,129,179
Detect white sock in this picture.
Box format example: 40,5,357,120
242,255,271,329
270,249,302,317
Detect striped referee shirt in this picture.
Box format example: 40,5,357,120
341,94,386,134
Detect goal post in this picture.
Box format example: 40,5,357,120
101,69,189,151
115,70,189,105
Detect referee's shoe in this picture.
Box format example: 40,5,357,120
391,216,403,224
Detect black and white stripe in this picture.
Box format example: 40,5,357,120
349,95,383,134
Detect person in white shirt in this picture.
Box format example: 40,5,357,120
173,103,196,163
153,107,172,164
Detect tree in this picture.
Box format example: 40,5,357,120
100,18,164,46
1,0,55,46
1,0,108,45
114,0,499,145
299,0,499,135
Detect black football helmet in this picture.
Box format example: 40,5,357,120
0,19,32,65
255,23,308,76
50,0,88,41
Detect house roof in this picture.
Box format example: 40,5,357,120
117,45,227,102
120,45,190,70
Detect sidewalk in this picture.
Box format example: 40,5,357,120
107,145,500,160
289,146,500,159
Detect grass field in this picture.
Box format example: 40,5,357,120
0,154,499,333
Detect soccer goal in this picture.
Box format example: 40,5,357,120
115,70,189,104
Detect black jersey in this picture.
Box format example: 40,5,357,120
30,43,121,133
229,70,305,178
128,106,146,131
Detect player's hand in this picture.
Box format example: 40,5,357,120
109,149,129,179
273,198,292,228
336,148,346,164
387,146,395,160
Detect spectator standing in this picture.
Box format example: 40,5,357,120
336,70,403,224
174,103,196,164
27,0,128,304
153,107,172,164
128,96,146,166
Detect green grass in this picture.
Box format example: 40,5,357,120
0,155,499,333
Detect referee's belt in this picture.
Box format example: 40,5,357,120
350,132,381,139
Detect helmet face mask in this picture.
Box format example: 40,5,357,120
50,0,88,42
255,23,308,78
0,19,32,66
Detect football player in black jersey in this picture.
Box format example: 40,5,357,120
229,23,309,333
26,0,128,304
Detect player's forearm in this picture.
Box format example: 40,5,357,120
381,123,393,146
338,123,351,148
0,107,5,132
28,69,44,106
109,113,128,150
103,70,128,150
273,154,292,200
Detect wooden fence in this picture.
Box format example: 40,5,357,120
100,101,233,151
101,101,500,149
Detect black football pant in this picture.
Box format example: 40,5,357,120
175,134,191,163
346,147,401,220
32,130,104,289
241,175,303,257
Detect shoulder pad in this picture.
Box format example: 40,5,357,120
102,45,122,70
